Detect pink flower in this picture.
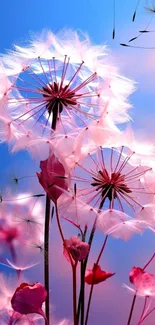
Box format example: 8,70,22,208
85,264,115,285
11,282,47,317
64,236,89,263
124,267,155,297
37,152,70,202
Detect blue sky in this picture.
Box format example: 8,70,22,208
1,0,155,324
0,0,146,48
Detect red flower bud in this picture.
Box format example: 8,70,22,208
37,153,70,203
85,264,115,285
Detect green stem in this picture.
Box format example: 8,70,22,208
44,194,51,324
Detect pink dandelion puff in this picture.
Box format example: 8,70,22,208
0,30,135,139
73,146,153,210
66,144,155,236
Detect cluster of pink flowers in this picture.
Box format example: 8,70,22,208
0,29,155,324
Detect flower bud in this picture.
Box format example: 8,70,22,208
85,264,115,285
64,236,89,263
37,153,69,203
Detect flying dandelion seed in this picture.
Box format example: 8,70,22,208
112,0,116,39
132,0,142,22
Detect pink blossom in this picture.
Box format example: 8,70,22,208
125,267,155,297
85,264,115,285
37,152,70,202
64,236,89,263
11,282,47,317
0,273,38,323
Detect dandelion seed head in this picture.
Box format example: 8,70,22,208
0,29,135,145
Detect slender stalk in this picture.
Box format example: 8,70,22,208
76,217,97,323
44,194,51,325
96,235,108,265
73,264,77,325
84,277,94,325
55,202,74,268
55,202,65,243
85,235,108,325
55,202,73,265
55,201,77,325
127,293,137,325
137,296,148,325
77,227,87,325
143,253,155,270
80,261,85,325
138,306,155,324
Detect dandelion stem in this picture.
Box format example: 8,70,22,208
44,194,51,324
84,235,108,325
127,293,137,325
